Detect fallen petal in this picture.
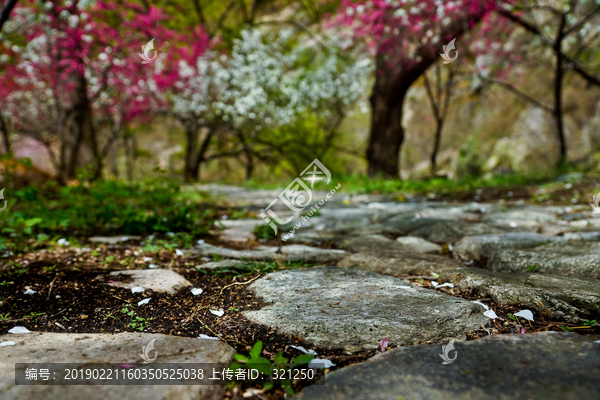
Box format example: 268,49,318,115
472,301,489,310
308,358,336,369
514,309,535,322
175,249,184,256
8,326,31,334
379,337,388,352
521,327,526,334
210,309,224,317
148,264,159,269
484,310,498,319
138,298,151,306
24,289,36,295
191,288,203,296
291,345,317,355
119,364,136,368
131,287,145,294
198,334,220,340
0,341,16,346
143,257,153,262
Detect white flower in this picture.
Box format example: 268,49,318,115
138,298,151,306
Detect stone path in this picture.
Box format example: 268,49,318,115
194,185,600,398
4,184,600,399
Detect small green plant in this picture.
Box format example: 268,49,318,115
526,263,538,273
103,255,115,266
228,307,239,313
27,312,46,322
42,265,56,273
253,224,278,240
582,319,597,327
507,314,517,321
120,304,151,331
229,341,315,395
559,325,573,332
63,316,70,322
0,313,10,321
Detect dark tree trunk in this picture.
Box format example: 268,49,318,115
430,121,443,176
554,15,567,167
0,113,10,153
184,120,199,182
59,74,100,183
367,78,407,177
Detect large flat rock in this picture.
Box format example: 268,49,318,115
337,253,462,276
452,232,560,261
439,267,600,322
217,219,262,243
195,243,347,263
97,269,192,294
0,332,235,400
295,332,600,400
487,240,600,279
410,221,511,244
244,266,489,353
344,234,441,256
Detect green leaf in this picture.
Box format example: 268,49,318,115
249,341,263,359
234,354,249,363
282,380,295,396
263,380,274,391
247,358,272,375
25,218,43,227
292,354,315,364
274,352,288,365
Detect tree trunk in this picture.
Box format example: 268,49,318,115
59,74,100,183
184,120,199,182
430,120,443,176
367,80,407,178
0,112,10,153
554,16,567,167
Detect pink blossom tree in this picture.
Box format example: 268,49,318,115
334,0,498,177
0,0,207,182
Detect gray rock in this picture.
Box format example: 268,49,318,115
97,269,192,294
487,240,600,279
244,266,489,353
295,332,600,400
0,332,235,400
337,253,461,276
217,219,262,243
381,216,446,236
395,236,442,254
410,221,510,244
195,259,248,269
194,243,347,263
482,209,557,228
88,236,141,244
563,231,600,241
452,233,559,261
439,267,600,321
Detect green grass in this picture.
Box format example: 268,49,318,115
0,179,216,254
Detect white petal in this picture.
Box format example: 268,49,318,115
143,257,153,262
514,309,534,321
191,288,203,296
197,240,205,245
290,345,318,355
437,283,454,288
198,334,220,340
509,222,518,228
175,249,184,256
138,298,151,306
148,264,159,269
0,341,16,346
472,301,489,310
431,281,439,287
308,358,336,369
24,289,37,295
210,309,224,317
8,326,31,334
131,287,145,293
484,310,498,319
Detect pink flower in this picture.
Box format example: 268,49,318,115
520,327,526,334
379,337,388,352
